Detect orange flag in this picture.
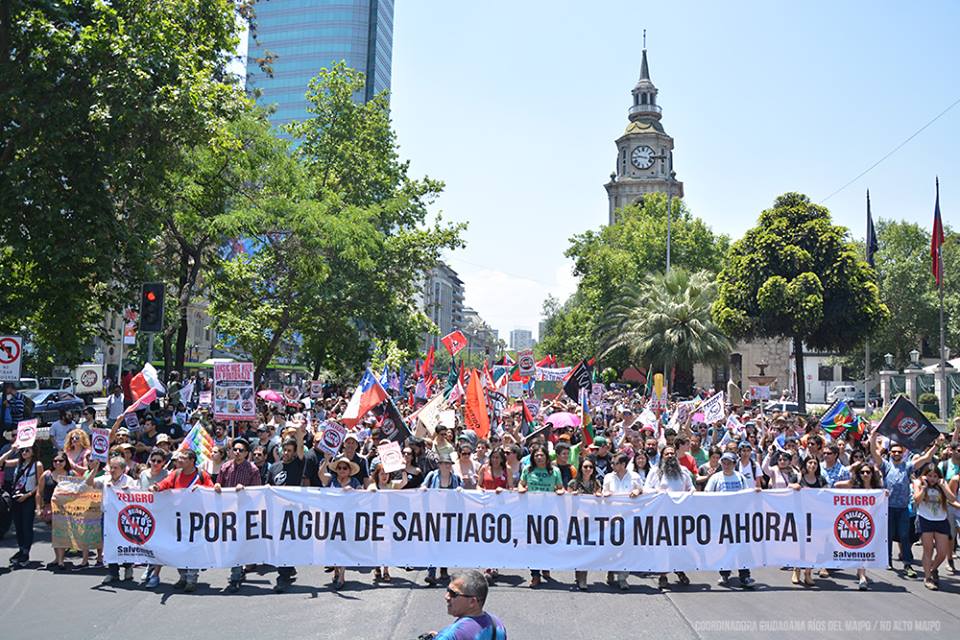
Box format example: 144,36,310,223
464,368,491,439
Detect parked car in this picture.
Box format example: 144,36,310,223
23,390,84,425
38,377,75,394
13,378,39,391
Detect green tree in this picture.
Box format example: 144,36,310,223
712,193,888,412
599,269,732,395
540,194,729,369
0,0,245,364
210,64,464,382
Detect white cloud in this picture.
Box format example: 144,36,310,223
458,262,577,341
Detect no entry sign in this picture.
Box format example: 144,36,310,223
0,336,23,382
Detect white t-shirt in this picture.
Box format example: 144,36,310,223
603,470,643,495
737,458,760,488
644,467,695,492
50,420,76,450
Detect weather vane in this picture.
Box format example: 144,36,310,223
643,29,646,49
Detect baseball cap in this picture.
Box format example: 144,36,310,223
594,436,609,446
737,440,752,450
721,452,737,463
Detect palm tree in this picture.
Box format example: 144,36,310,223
598,269,732,395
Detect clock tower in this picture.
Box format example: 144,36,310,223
604,47,683,225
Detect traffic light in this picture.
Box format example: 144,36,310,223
140,282,165,333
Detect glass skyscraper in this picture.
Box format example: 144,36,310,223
246,0,394,127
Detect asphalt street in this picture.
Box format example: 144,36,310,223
0,526,956,640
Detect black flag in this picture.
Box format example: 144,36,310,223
866,190,879,267
563,359,592,401
876,396,941,452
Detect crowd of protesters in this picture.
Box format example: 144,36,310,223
2,374,960,596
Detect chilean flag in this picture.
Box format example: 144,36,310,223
932,177,944,288
128,363,165,402
341,369,389,427
440,330,468,357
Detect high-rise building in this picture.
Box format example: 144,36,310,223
246,0,395,128
510,329,534,351
603,46,684,225
420,261,464,351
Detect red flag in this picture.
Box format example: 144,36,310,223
423,345,435,379
932,177,944,288
464,368,490,438
440,330,468,357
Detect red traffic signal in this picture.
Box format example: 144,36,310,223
140,283,165,333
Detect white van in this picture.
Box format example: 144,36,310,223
827,384,857,403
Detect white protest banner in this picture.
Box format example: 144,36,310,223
317,421,346,458
123,412,140,434
536,366,571,381
213,362,255,421
90,428,111,463
377,441,404,474
506,381,524,398
0,335,23,382
105,488,887,572
701,391,725,424
199,391,212,407
517,350,536,378
16,419,38,449
413,393,444,437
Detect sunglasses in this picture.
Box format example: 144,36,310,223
233,447,247,453
150,458,165,464
336,465,351,471
446,588,474,599
582,464,594,469
860,469,873,475
53,459,66,464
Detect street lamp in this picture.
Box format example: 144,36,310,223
884,353,894,368
909,349,920,367
650,153,676,274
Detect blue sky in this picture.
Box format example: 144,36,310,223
249,1,960,342
387,1,960,340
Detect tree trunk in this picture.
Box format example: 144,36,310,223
793,336,806,413
254,317,290,384
162,333,173,381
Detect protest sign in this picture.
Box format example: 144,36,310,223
213,362,255,421
590,383,604,405
750,385,771,401
701,391,725,424
533,380,563,400
52,479,102,550
414,393,444,437
524,398,541,420
877,396,941,452
536,367,571,381
506,381,524,398
199,390,212,407
310,380,323,399
283,385,300,403
517,350,536,377
105,487,887,572
123,412,140,434
317,421,346,458
377,441,404,474
90,428,111,463
15,418,38,449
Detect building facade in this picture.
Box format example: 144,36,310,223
509,329,534,351
246,0,395,128
462,307,500,360
421,261,465,351
604,47,683,225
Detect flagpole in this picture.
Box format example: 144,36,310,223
864,190,872,410
935,177,947,420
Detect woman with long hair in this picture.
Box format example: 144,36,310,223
63,428,91,475
631,449,652,486
836,461,884,589
0,442,44,568
477,446,511,586
571,457,602,591
913,463,960,590
40,452,73,568
518,444,564,588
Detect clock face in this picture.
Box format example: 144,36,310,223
631,145,655,170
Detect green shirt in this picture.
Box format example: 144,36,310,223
521,466,562,493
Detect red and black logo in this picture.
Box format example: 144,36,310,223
117,505,155,546
834,508,874,549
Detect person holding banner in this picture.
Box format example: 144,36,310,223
148,449,213,591
0,440,44,568
913,463,960,590
835,461,885,590
705,452,758,589
423,452,462,587
601,452,643,591
86,457,137,583
215,438,262,593
42,453,75,568
269,429,306,592
64,428,91,475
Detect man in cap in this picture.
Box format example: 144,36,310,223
705,452,758,589
215,437,262,593
587,436,613,481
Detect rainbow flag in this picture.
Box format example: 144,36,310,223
178,422,215,466
820,399,864,441
579,388,595,447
